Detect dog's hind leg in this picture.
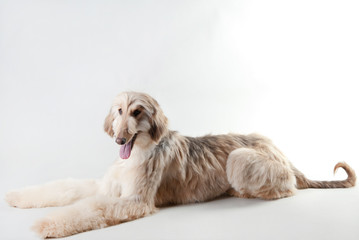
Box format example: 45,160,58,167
226,148,296,200
227,187,255,199
5,178,99,208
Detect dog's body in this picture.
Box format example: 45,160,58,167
6,92,356,238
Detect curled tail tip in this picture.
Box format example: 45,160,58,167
333,162,346,175
333,162,356,187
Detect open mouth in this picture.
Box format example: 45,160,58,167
119,134,137,159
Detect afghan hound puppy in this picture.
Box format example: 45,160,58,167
5,91,356,238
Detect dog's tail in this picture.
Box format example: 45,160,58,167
293,162,356,189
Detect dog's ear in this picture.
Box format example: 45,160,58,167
104,110,114,137
149,106,168,143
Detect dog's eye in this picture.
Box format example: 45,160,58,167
119,108,123,115
133,109,141,117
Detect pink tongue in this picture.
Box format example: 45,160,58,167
120,142,132,159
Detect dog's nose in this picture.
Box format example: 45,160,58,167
116,138,127,145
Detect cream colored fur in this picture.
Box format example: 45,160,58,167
5,91,356,238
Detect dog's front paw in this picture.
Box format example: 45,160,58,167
5,191,31,208
32,217,69,239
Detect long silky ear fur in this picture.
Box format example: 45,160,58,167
104,110,115,137
149,105,168,143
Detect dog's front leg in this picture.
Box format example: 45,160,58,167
5,178,99,208
32,154,165,238
32,196,156,238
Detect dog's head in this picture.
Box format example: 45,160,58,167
104,92,168,159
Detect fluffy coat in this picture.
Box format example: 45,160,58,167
6,92,356,238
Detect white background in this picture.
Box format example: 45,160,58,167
1,0,359,239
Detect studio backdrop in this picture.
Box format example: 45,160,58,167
1,0,359,239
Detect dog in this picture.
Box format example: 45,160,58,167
5,91,356,238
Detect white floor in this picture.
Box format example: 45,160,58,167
1,187,358,240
